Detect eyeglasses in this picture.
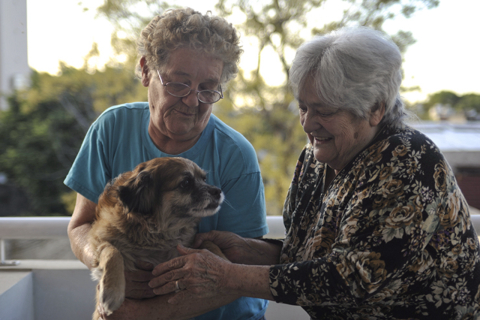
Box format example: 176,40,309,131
157,70,223,104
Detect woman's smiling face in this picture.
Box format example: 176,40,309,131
298,78,384,174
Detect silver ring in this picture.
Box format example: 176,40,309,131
175,280,180,292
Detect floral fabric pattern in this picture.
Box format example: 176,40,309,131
269,124,480,319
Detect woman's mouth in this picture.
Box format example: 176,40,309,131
314,137,332,144
174,108,196,117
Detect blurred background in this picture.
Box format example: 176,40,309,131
1,0,479,225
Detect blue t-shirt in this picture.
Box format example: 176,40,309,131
64,102,269,320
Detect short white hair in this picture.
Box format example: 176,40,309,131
289,27,408,127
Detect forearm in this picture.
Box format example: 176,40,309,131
215,235,282,265
68,223,95,269
239,238,282,265
224,264,274,301
68,193,97,269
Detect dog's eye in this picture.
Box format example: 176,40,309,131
179,177,193,189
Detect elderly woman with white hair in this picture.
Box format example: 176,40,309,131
147,28,480,319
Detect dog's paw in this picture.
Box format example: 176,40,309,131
98,280,125,315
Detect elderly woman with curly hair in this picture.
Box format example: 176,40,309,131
148,28,480,319
65,8,269,320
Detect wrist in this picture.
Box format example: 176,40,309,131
223,263,274,300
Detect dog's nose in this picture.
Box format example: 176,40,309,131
209,187,222,198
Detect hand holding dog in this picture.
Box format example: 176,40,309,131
124,261,156,299
192,230,252,263
149,244,234,304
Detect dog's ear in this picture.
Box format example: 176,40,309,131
117,171,155,215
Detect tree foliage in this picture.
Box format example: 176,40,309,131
94,0,439,214
0,64,146,215
456,94,480,113
422,90,480,121
1,0,442,216
422,90,460,110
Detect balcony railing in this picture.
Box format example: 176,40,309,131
0,216,311,320
1,214,479,320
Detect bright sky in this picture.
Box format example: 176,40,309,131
27,0,480,104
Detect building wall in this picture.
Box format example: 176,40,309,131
456,168,480,210
442,152,480,211
0,0,30,110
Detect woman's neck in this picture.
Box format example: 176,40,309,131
148,125,201,155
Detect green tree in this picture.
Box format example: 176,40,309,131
0,63,146,216
456,93,480,120
1,0,441,216
421,91,480,120
95,0,440,215
456,94,480,112
423,90,460,110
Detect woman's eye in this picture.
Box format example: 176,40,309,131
318,112,334,117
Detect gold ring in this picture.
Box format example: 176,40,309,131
175,280,180,292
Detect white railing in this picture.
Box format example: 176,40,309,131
0,216,286,265
0,217,70,265
1,215,480,320
1,215,480,265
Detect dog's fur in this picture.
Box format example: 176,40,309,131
88,157,224,319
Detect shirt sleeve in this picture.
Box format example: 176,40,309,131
269,133,454,306
64,113,113,203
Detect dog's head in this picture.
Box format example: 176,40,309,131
109,157,223,225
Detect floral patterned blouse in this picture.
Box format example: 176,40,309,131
269,124,480,319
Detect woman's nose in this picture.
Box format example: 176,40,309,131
302,112,319,134
182,90,200,108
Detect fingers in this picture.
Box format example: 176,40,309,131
149,247,205,292
176,244,195,256
193,231,217,248
149,263,188,289
199,240,229,261
151,244,203,276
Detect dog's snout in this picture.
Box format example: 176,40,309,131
209,187,222,198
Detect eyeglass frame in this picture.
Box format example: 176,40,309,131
156,70,224,104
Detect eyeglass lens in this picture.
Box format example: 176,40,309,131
165,83,221,103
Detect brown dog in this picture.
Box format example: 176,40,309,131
88,157,224,319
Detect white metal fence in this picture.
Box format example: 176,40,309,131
1,215,480,264
0,216,286,265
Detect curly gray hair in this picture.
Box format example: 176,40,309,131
136,8,243,86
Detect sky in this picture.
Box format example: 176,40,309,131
27,0,480,104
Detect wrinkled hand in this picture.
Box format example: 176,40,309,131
149,244,231,304
193,230,253,263
124,261,156,299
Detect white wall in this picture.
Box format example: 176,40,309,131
0,0,30,110
0,271,34,320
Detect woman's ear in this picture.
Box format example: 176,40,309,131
370,102,385,127
140,57,150,87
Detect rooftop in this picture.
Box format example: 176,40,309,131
410,121,480,152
